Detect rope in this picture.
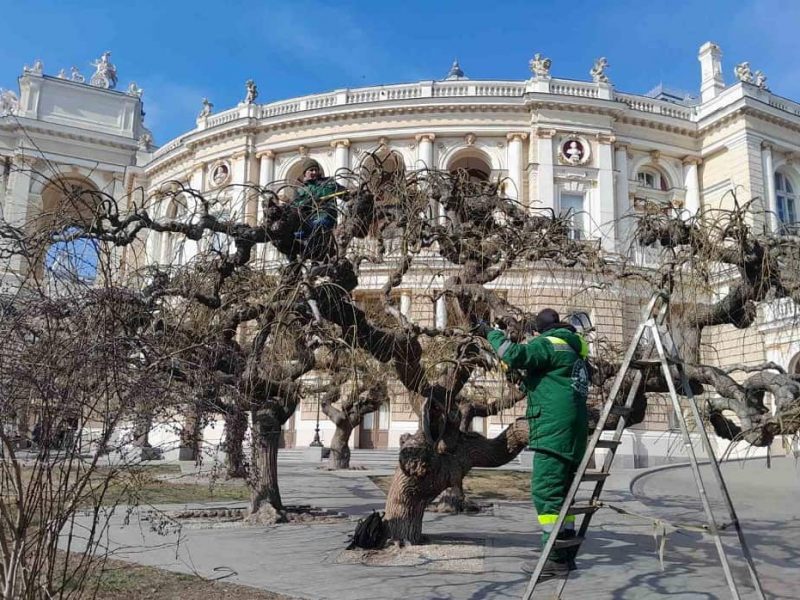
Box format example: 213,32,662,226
591,501,732,570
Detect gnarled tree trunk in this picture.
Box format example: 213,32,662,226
224,408,248,478
249,408,283,513
329,422,353,469
384,419,528,543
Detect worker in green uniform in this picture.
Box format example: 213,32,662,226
476,308,590,579
291,158,345,259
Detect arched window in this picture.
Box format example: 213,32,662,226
360,148,406,186
636,167,669,192
789,352,800,376
39,177,101,291
160,196,189,265
45,227,99,291
633,166,674,214
775,171,798,232
448,154,491,183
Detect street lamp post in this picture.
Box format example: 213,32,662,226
310,393,323,447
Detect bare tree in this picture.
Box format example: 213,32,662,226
0,177,177,598
22,158,800,546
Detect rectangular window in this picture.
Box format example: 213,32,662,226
777,194,797,228
560,193,585,240
637,172,656,189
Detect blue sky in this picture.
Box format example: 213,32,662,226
2,0,798,145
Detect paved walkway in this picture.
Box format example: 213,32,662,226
79,455,800,599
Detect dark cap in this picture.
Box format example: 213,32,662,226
299,158,323,176
534,308,560,333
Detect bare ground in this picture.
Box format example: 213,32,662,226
370,468,530,502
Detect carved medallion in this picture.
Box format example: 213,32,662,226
558,136,591,166
209,161,231,187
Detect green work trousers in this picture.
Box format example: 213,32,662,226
532,449,578,562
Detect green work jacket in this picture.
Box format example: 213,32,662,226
291,177,342,222
488,327,590,463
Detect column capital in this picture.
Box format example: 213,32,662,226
256,149,275,160
761,140,775,151
614,142,629,153
506,132,529,142
595,133,616,145
230,151,247,160
533,127,556,139
682,155,703,166
330,138,351,149
415,133,435,143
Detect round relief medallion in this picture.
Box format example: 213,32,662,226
210,162,230,187
558,137,591,165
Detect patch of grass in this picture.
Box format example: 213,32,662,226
370,469,531,502
102,473,250,506
78,557,297,599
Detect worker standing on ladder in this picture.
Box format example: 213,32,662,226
478,308,591,579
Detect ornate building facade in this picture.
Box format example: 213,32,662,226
2,44,799,465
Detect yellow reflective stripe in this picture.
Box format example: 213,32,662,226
545,337,568,345
537,514,576,525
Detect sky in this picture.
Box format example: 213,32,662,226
1,0,799,145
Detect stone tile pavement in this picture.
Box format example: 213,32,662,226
77,456,800,599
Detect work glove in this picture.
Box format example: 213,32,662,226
471,319,493,338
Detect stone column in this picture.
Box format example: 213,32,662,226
682,157,701,217
534,128,556,212
435,296,447,329
596,134,616,251
416,134,435,169
614,143,632,251
416,134,438,219
506,132,527,201
3,158,34,277
762,143,777,232
183,165,205,262
331,139,350,181
256,150,277,262
258,150,275,187
400,293,411,318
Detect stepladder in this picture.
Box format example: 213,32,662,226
521,292,765,600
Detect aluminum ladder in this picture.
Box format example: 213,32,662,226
521,292,765,600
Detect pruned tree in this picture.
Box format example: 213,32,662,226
13,156,800,546
311,348,389,469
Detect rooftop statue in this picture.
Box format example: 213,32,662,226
0,89,19,116
198,97,214,118
244,80,258,104
529,53,552,78
89,51,118,90
590,57,610,84
754,70,769,91
70,66,85,83
126,82,143,97
23,60,43,75
734,61,753,84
